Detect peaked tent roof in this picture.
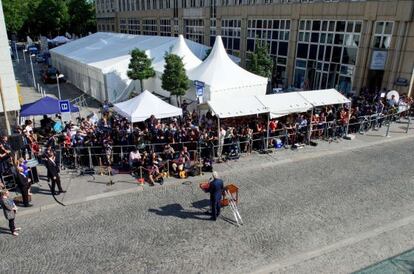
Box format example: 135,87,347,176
298,89,351,107
20,96,79,117
113,90,182,122
153,34,202,73
187,36,267,95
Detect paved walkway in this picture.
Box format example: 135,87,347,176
12,116,414,217
0,134,413,273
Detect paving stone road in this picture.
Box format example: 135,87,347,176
0,135,414,274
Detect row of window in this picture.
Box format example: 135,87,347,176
100,0,366,13
107,16,392,93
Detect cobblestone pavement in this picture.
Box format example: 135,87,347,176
0,138,413,274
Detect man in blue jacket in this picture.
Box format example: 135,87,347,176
209,171,224,221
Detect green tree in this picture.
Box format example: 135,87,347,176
127,49,155,93
31,0,69,36
161,53,189,107
67,0,96,35
247,42,272,78
2,0,29,34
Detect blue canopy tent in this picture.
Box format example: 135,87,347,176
20,96,79,117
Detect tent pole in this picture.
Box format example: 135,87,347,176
217,116,221,160
266,113,270,150
308,108,314,144
345,101,352,137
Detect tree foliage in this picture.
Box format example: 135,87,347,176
247,42,273,78
2,0,30,34
127,49,155,93
67,0,96,35
161,53,189,106
2,0,96,37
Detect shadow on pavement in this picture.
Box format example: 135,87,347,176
148,203,211,221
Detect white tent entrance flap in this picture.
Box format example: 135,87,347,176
298,89,350,107
207,96,268,119
257,93,313,119
113,90,182,122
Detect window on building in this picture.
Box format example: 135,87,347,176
373,21,394,49
247,19,291,86
184,19,204,44
120,18,128,33
128,18,140,34
210,19,216,46
160,19,172,36
293,19,362,93
221,19,241,56
143,19,158,35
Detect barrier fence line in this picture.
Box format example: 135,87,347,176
52,110,411,178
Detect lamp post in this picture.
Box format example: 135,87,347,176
22,48,26,63
29,53,36,89
56,74,64,100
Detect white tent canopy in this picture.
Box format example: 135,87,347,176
187,36,268,101
298,89,351,107
257,93,313,119
207,96,268,119
50,32,208,103
52,36,71,44
208,88,349,119
113,90,182,122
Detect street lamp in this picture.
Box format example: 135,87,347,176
56,74,64,100
28,53,36,89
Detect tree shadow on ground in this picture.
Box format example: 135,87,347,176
148,203,211,221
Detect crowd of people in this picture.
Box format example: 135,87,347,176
0,89,412,227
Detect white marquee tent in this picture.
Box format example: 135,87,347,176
207,96,268,118
207,89,350,120
50,32,208,103
257,93,313,119
113,90,182,122
187,36,268,102
298,89,351,107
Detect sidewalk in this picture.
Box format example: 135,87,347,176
13,51,100,117
14,117,414,217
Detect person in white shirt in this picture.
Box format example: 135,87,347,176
129,147,141,168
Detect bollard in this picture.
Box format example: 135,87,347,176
139,166,143,179
406,116,411,133
88,147,93,169
385,118,391,137
74,149,78,169
37,83,40,92
167,160,170,177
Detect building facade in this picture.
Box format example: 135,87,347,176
96,0,414,95
0,0,20,133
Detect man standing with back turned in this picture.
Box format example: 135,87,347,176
209,171,224,221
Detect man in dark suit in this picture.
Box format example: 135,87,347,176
16,166,32,207
1,190,20,236
209,171,224,221
44,152,66,195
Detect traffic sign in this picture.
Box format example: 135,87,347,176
194,80,205,98
59,100,71,113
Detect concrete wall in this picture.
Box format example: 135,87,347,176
0,0,20,112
